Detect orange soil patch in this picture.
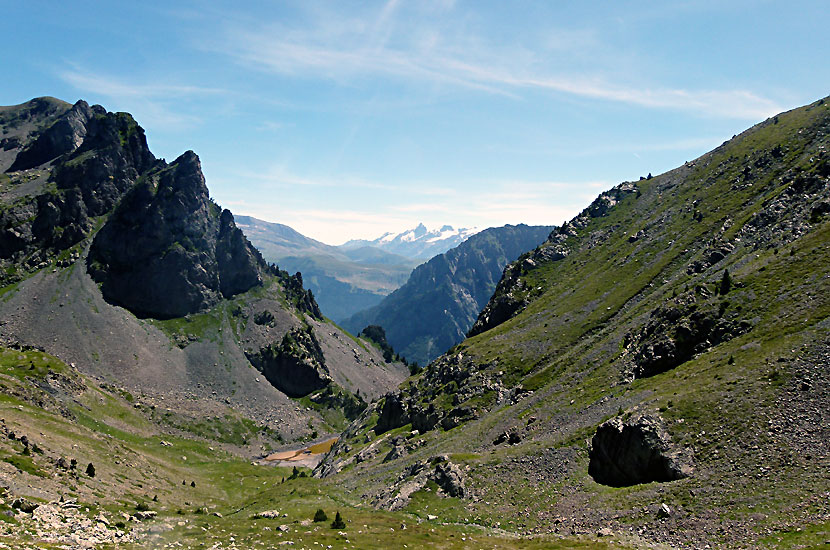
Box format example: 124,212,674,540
264,437,338,462
307,437,338,454
265,450,302,461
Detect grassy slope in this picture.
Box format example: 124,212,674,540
0,347,622,549
323,98,830,548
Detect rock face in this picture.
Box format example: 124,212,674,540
627,287,751,378
87,151,264,318
9,100,93,172
373,455,466,510
246,325,331,397
588,414,693,487
1,100,156,271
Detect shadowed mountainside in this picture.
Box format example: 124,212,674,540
343,224,554,365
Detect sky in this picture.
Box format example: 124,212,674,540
3,1,828,244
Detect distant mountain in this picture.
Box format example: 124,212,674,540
340,223,480,260
342,224,554,365
236,216,420,322
234,215,336,259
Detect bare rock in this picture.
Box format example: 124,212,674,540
588,414,693,487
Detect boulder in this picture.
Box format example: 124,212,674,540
588,414,693,487
375,392,410,434
11,497,39,513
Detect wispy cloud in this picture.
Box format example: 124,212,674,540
210,4,784,120
58,67,226,130
60,69,226,99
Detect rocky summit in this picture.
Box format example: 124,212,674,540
88,150,263,318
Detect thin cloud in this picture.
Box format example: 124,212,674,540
60,69,227,99
211,6,784,120
57,67,226,130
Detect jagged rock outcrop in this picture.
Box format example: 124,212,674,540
246,325,331,397
87,151,264,318
375,391,410,434
372,353,490,435
9,100,93,172
373,455,467,510
309,384,366,421
280,271,323,320
1,100,156,272
588,414,693,487
627,287,751,378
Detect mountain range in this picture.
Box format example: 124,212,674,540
343,223,554,365
235,215,420,322
341,222,480,259
1,95,828,549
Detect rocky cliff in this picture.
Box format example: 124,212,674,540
87,151,264,318
0,97,407,441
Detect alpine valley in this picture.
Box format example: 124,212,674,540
0,94,828,550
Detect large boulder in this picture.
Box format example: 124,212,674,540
588,414,693,487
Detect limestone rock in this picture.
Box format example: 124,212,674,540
246,325,330,397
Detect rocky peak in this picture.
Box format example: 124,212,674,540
8,100,93,171
88,151,264,318
1,100,158,278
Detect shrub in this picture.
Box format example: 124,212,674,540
720,269,732,295
331,510,346,529
85,462,96,477
313,508,328,522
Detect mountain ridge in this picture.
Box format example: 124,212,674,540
315,96,830,548
340,222,480,260
343,223,554,365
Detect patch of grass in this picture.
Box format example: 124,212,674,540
2,453,48,477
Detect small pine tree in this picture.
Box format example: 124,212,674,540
331,510,346,529
720,269,732,295
313,508,328,522
86,462,96,477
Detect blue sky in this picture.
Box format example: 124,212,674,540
3,1,828,244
